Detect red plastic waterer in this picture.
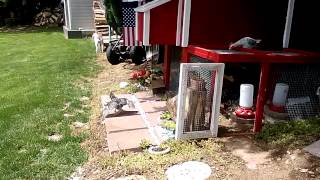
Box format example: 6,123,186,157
234,84,256,119
269,83,289,113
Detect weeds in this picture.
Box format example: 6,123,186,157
256,118,320,149
101,139,226,178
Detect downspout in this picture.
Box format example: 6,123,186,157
283,0,295,48
67,0,72,30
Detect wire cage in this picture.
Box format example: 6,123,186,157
175,63,225,140
269,64,320,120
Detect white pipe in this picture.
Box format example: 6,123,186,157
67,0,72,29
283,0,295,48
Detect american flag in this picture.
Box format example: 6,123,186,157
121,0,146,46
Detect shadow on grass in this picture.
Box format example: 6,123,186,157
0,25,63,34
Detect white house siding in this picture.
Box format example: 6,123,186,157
69,0,94,30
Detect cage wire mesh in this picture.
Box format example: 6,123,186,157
176,63,224,139
169,47,182,92
183,69,217,132
269,64,320,120
144,45,160,71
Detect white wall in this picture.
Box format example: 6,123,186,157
68,0,94,30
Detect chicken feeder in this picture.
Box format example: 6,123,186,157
234,84,255,120
270,83,289,113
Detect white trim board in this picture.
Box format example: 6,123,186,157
143,11,150,45
175,0,183,46
283,0,295,48
181,0,191,47
135,0,171,12
175,63,225,140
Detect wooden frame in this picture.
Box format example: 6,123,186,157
143,11,150,45
175,63,225,139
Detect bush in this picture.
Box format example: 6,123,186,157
104,0,122,34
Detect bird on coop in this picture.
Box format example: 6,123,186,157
229,37,261,50
103,92,135,117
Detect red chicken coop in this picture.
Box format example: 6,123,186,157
135,0,320,132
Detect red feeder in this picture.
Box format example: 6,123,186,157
234,84,256,120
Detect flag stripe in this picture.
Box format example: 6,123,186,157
124,27,129,46
122,1,145,46
130,27,135,46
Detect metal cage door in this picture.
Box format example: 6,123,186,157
175,63,225,140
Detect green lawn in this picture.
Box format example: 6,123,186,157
0,28,99,179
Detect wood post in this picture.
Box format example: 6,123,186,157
254,63,270,132
163,45,171,89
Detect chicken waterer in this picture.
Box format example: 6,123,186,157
269,83,289,113
234,84,256,120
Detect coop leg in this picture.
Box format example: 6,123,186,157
254,63,270,133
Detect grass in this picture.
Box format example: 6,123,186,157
256,118,320,150
0,28,99,179
101,139,241,179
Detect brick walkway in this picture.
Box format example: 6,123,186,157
101,92,166,153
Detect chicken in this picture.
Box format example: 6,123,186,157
229,37,261,50
103,92,135,117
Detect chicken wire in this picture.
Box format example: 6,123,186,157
176,63,224,140
269,64,320,120
169,47,182,92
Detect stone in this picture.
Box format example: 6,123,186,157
62,102,71,111
300,168,308,173
287,150,291,155
115,175,146,180
304,139,320,158
290,155,296,160
40,148,48,154
166,161,212,180
246,161,257,170
73,122,87,129
119,82,129,89
64,113,74,118
79,96,90,102
76,109,84,114
18,149,27,154
285,159,290,164
308,171,315,175
48,133,63,142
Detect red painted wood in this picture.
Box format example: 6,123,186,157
185,45,320,133
254,63,270,133
186,46,320,64
149,0,179,45
137,12,144,42
163,45,172,89
181,47,190,63
188,0,288,49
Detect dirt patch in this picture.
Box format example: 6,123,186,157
222,136,320,180
69,54,134,179
83,54,133,152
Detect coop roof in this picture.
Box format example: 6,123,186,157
134,0,172,12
